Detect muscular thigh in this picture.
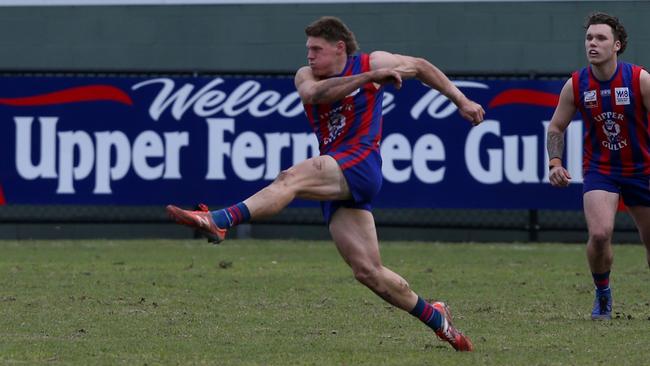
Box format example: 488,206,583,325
328,207,381,268
283,155,351,201
583,190,619,234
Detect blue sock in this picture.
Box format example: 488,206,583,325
210,202,251,229
409,296,443,331
592,271,611,293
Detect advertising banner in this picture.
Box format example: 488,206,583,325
0,75,584,209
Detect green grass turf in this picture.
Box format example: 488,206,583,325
0,239,648,365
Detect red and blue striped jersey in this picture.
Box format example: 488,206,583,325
302,53,383,170
572,62,650,176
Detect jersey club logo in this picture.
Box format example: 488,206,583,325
584,90,598,109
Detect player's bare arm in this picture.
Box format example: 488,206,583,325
547,78,576,187
369,51,485,125
294,65,401,105
638,69,650,112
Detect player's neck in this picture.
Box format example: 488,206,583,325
325,55,349,78
590,58,618,81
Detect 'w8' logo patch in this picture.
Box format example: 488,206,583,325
615,87,630,105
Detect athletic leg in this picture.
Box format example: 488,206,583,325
167,155,350,242
584,190,618,272
244,154,350,219
328,207,472,351
583,190,618,320
329,207,416,310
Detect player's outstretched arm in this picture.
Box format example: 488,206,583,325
547,78,576,188
369,51,485,125
294,65,401,105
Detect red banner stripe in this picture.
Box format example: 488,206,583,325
489,89,559,108
0,85,133,106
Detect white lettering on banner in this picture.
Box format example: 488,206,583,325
410,81,490,120
264,133,291,180
465,121,503,184
465,120,583,184
14,116,583,192
381,133,445,184
381,134,412,183
12,77,589,201
14,116,189,194
382,92,395,115
232,132,265,181
205,118,319,181
15,116,58,179
94,131,131,193
162,132,190,179
465,121,540,184
133,131,165,180
57,131,94,193
503,134,538,184
291,133,319,167
132,78,304,121
205,118,234,180
413,134,446,183
132,78,486,122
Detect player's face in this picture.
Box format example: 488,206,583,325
306,36,344,77
585,24,621,65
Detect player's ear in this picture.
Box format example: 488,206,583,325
336,40,346,54
614,39,621,53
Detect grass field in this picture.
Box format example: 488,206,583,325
0,239,649,365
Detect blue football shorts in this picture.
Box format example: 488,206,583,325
321,149,383,225
583,171,650,207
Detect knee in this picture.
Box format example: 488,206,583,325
271,168,298,191
275,168,295,184
589,229,613,247
352,264,381,288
